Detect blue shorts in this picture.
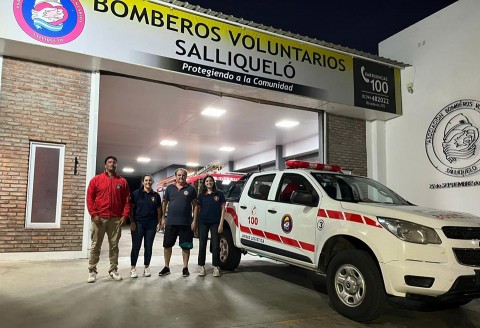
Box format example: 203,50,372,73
163,225,194,249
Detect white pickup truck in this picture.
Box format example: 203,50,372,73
218,160,480,322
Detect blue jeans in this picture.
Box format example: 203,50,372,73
197,222,220,267
130,219,157,266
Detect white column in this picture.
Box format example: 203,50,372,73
82,71,100,257
366,120,387,184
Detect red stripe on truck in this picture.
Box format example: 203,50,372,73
226,207,238,227
264,231,282,242
280,236,301,248
344,212,364,223
326,210,344,220
318,208,382,229
251,227,266,237
363,216,382,228
240,224,315,252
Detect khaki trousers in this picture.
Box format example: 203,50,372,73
88,217,122,273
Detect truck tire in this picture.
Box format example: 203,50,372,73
219,230,241,271
326,249,387,322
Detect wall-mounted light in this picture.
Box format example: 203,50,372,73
406,82,414,94
74,157,79,175
123,167,134,173
219,146,235,152
404,66,416,94
186,162,199,167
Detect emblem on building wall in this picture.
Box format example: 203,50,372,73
13,0,85,45
425,99,480,177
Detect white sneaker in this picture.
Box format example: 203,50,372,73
109,270,123,281
198,266,206,277
87,271,97,283
130,269,138,278
143,267,151,277
213,267,221,277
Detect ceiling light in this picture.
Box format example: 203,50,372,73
160,139,178,146
186,162,199,167
123,167,134,173
201,107,226,117
219,146,235,152
137,156,151,163
275,120,299,128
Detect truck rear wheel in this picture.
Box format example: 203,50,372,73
326,250,387,322
219,230,241,271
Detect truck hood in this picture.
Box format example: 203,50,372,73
340,202,480,228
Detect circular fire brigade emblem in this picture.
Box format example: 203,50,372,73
151,197,156,203
183,191,189,196
425,99,480,177
13,0,85,45
281,214,293,234
214,195,219,202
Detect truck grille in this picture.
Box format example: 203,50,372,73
453,249,480,266
442,226,480,240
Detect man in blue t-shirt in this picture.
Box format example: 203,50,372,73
158,168,197,277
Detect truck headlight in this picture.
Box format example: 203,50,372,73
377,217,442,245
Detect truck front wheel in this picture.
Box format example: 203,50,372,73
219,230,242,271
326,250,387,322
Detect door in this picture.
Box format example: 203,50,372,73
264,173,319,266
238,173,275,250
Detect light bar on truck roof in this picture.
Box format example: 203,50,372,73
285,160,343,172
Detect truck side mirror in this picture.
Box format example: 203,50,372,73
291,190,318,207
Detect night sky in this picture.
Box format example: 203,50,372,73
182,0,457,55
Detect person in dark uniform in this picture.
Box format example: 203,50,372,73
129,174,162,278
158,168,197,277
193,175,226,277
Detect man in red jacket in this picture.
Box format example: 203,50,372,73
86,155,131,283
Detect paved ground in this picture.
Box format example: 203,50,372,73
0,227,479,328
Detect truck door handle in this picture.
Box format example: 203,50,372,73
268,209,277,214
240,205,247,209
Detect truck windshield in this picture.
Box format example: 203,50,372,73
311,173,412,205
225,180,246,202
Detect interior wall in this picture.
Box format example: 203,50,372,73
377,0,480,214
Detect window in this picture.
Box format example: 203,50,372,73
247,174,275,200
276,173,315,204
226,180,246,201
311,173,410,205
26,142,65,228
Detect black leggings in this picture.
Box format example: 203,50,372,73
130,219,157,266
197,222,220,267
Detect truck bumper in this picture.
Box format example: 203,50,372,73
381,260,480,300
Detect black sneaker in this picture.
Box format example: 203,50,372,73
158,267,170,276
182,267,190,277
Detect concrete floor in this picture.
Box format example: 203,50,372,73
1,228,479,328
